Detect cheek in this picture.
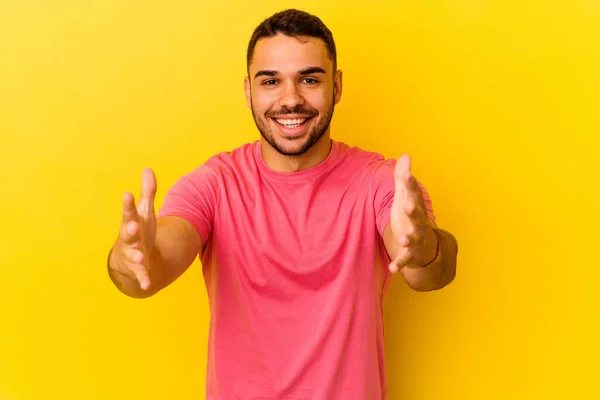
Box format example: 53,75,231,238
252,92,275,114
309,97,331,114
307,88,333,108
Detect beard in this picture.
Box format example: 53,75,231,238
251,95,335,157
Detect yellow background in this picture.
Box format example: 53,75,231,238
1,1,598,399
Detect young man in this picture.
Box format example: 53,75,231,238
108,8,458,400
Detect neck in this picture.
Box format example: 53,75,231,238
261,133,332,173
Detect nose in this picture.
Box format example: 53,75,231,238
278,81,305,109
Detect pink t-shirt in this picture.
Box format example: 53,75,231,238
158,140,434,400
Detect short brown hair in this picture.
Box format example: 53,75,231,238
246,9,337,72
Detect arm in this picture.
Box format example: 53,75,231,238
381,154,458,292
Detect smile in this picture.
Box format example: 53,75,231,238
273,117,311,128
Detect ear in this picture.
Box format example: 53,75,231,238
333,69,343,105
244,77,252,109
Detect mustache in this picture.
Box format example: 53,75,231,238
266,106,318,118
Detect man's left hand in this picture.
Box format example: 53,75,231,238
389,155,439,273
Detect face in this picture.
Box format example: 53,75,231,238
245,34,342,156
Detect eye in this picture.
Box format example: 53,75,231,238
262,79,278,86
302,77,319,85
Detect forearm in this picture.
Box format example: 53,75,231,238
401,228,458,292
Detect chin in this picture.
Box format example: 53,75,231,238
259,123,328,157
271,138,311,156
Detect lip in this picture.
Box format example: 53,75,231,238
271,114,314,120
271,115,313,137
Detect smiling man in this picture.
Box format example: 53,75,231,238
107,8,458,400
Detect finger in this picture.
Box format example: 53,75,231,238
404,199,426,220
403,175,430,217
402,172,421,197
389,248,416,273
122,192,139,224
394,155,424,206
125,247,145,264
397,235,410,247
120,219,141,244
391,155,410,210
393,155,410,195
138,168,157,217
389,248,413,273
131,264,151,291
394,225,420,249
394,153,417,194
394,154,411,183
396,227,429,254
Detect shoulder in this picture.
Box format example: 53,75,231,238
185,141,258,182
334,140,397,174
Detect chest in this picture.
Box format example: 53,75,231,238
225,176,373,248
204,173,383,295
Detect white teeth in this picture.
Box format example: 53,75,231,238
275,118,307,127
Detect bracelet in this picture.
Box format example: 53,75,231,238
420,229,441,268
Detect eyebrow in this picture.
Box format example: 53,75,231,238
253,66,327,80
299,66,327,75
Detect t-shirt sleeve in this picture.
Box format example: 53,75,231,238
373,158,436,238
157,166,219,243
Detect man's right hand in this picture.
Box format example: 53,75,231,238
109,168,158,291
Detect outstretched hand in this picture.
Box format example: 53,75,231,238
388,155,439,273
109,168,158,290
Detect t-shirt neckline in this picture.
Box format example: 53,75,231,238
253,139,342,181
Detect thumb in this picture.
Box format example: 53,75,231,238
394,154,411,182
393,154,412,200
138,168,157,216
